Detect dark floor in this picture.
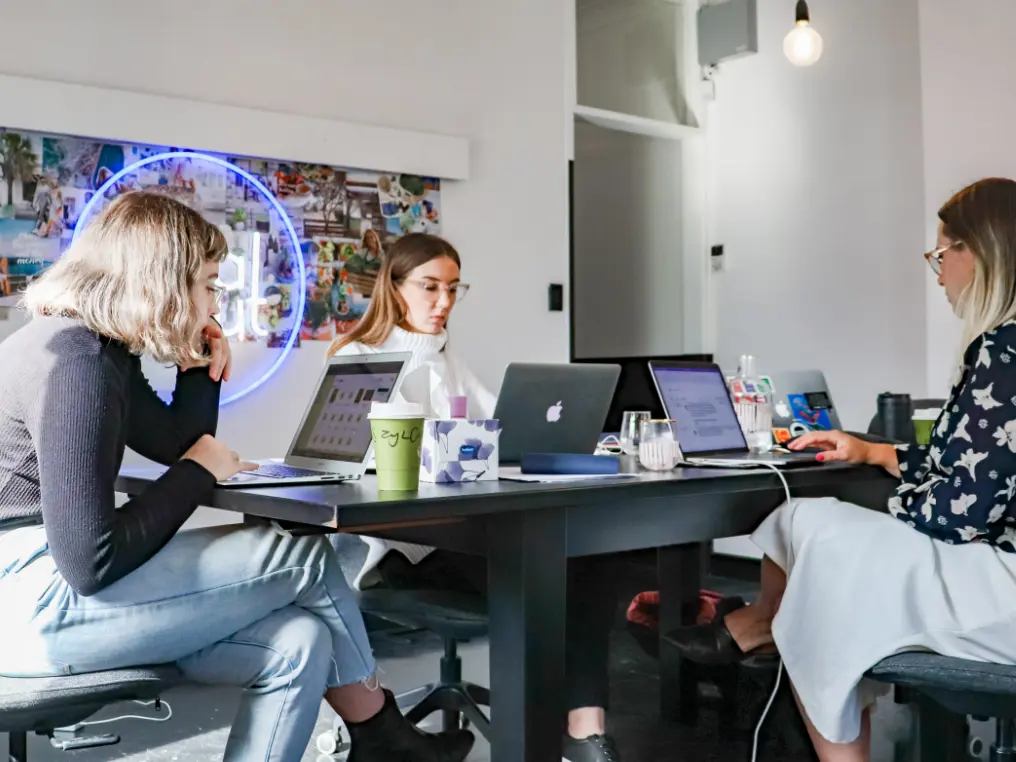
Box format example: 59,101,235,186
3,555,989,761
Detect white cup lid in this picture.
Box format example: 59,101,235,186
368,401,425,419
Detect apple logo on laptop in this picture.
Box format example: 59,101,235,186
774,401,791,418
546,401,563,423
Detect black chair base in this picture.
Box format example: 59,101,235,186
398,681,491,738
396,636,491,740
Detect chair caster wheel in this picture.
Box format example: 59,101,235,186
315,717,350,758
316,731,338,755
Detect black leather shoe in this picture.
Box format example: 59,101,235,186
563,733,621,762
662,616,746,666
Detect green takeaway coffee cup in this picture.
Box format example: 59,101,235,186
368,401,426,491
913,408,940,446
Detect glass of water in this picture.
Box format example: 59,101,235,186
620,411,651,456
638,419,682,471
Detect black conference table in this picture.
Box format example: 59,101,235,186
116,461,897,762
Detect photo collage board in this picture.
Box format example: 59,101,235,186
0,127,442,345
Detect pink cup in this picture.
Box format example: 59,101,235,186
449,395,468,419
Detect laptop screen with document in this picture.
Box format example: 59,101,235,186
649,363,749,455
290,360,403,462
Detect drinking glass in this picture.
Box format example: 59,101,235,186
619,410,651,456
638,419,681,471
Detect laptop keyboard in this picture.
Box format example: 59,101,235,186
249,464,335,479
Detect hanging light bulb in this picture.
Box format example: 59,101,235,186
783,0,823,67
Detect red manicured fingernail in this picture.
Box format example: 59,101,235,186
816,454,825,461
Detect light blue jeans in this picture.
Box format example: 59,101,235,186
0,524,376,762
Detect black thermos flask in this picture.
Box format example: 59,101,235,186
878,392,915,443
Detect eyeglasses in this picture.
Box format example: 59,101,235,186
208,283,229,301
924,242,963,276
400,279,470,302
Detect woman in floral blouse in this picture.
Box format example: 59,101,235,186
667,178,1016,762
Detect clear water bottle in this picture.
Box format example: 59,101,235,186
730,354,773,453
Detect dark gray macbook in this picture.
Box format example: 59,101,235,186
494,363,621,464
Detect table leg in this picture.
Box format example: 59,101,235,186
658,543,707,724
487,508,568,762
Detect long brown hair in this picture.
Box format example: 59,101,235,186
938,178,1016,354
328,233,461,355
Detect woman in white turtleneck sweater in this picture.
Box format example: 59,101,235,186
330,234,624,762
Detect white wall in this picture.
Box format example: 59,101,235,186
707,0,928,431
0,0,572,461
919,0,1016,396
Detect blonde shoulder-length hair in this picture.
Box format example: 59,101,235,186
23,191,227,366
940,178,1016,362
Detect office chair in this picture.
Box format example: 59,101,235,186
0,666,182,761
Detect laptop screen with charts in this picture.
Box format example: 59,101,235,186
222,351,412,486
649,362,750,456
494,362,621,464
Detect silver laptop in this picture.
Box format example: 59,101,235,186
494,362,620,464
648,361,817,468
767,369,842,438
221,351,412,486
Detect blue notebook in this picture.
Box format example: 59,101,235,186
519,453,620,475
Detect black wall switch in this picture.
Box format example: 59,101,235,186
548,283,564,312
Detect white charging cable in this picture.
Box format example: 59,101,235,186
76,699,174,727
747,460,790,762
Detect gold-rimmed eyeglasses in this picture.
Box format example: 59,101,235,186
924,241,962,276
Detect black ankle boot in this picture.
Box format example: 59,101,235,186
345,689,475,762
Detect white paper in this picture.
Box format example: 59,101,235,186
498,467,639,483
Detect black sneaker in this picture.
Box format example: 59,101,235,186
562,733,621,762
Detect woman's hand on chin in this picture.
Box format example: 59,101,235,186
180,318,232,382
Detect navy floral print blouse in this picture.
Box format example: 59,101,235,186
893,321,1016,549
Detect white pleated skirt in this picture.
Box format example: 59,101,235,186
752,497,1016,744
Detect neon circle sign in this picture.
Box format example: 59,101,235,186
72,151,306,405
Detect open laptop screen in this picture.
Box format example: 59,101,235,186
650,364,748,455
290,360,403,462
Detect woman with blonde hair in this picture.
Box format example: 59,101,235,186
0,192,473,762
332,233,625,762
667,178,1016,762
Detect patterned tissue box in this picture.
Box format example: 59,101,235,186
420,419,501,483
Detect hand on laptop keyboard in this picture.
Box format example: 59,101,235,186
249,464,328,479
